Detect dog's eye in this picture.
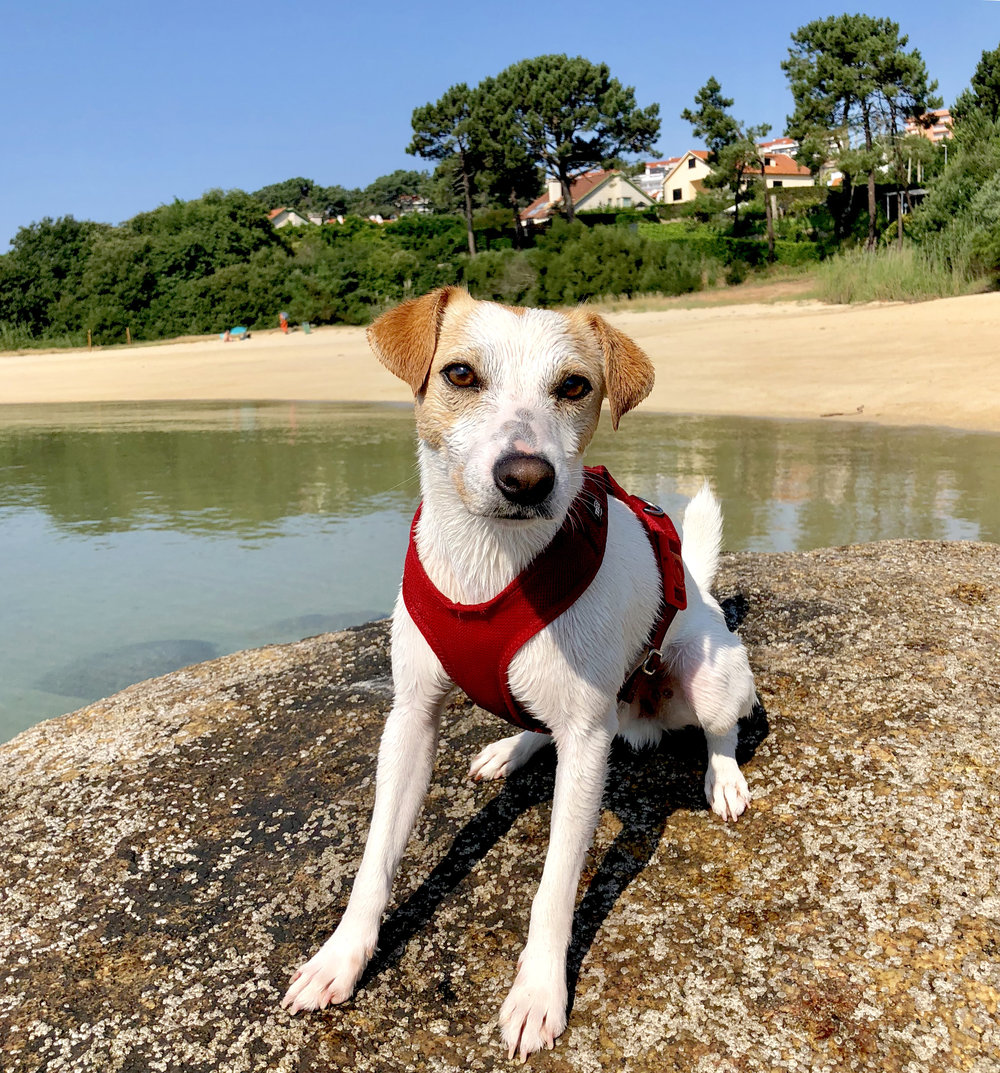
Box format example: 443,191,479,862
442,363,479,389
557,375,592,401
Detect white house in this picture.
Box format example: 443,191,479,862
520,169,656,225
634,158,681,199
757,136,800,157
267,207,312,228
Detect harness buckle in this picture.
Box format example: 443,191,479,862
641,647,663,676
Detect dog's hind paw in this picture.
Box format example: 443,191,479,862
498,961,568,1061
469,731,549,781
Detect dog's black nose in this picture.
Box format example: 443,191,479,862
493,452,556,507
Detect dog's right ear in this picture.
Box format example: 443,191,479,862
366,287,465,394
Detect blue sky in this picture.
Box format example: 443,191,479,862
2,0,997,249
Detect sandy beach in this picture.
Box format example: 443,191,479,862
2,291,1000,432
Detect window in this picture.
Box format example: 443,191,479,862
672,188,682,201
622,197,632,208
772,180,783,187
688,156,697,169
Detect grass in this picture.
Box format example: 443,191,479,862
811,243,991,304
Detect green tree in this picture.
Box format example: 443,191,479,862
783,14,940,250
354,170,431,220
680,77,740,157
250,177,356,218
0,216,108,335
409,83,482,255
472,75,543,248
490,55,660,221
681,78,772,245
953,43,1000,124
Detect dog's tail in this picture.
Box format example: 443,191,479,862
679,482,723,591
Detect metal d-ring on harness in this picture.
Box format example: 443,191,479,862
616,495,686,716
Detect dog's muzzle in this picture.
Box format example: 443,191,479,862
493,451,556,508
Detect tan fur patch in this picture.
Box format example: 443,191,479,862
567,309,655,429
366,286,473,394
415,305,489,450
557,316,606,452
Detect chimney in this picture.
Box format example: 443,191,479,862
547,177,563,205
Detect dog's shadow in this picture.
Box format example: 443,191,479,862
363,699,769,1017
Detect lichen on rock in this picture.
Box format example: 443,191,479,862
1,541,998,1072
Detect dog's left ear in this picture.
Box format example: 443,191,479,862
584,313,655,429
367,286,464,394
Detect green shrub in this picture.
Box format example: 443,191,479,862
462,250,538,305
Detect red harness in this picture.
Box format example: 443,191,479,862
402,466,686,733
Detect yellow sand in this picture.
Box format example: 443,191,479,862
3,292,1000,431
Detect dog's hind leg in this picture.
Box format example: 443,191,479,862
670,613,755,822
704,726,751,822
469,730,551,781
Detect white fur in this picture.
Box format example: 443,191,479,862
282,300,757,1060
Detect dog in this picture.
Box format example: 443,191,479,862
282,287,756,1060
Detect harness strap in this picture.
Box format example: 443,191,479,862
403,471,609,732
402,467,686,731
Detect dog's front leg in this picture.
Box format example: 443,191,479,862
283,616,449,1013
498,709,616,1061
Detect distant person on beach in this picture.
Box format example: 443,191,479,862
279,311,289,334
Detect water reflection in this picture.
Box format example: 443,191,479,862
0,402,997,741
590,415,998,550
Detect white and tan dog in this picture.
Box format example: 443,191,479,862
282,287,756,1059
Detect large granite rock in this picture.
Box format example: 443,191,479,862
1,541,997,1072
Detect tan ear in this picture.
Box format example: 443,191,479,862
366,287,465,394
585,313,655,429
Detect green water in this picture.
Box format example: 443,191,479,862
1,401,997,742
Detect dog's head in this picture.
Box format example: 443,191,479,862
367,287,654,521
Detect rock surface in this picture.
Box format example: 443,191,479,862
1,541,998,1073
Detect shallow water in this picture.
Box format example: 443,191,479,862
1,401,997,741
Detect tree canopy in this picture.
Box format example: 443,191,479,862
783,13,940,248
409,83,481,255
681,77,771,236
490,55,660,220
953,42,1000,125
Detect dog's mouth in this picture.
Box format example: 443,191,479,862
484,503,554,522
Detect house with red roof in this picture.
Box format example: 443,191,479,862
661,147,815,204
519,169,656,225
755,153,814,189
268,207,312,228
661,151,713,204
757,136,800,157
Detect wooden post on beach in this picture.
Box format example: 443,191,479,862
126,327,131,345
87,330,92,351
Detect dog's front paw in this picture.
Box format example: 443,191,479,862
705,761,751,822
498,958,568,1061
281,929,374,1014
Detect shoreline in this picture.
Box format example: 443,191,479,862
3,291,1000,433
